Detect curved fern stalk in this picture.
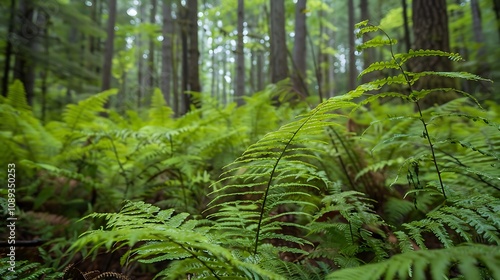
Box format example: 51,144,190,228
358,22,493,200
380,27,448,199
209,94,358,256
252,105,321,256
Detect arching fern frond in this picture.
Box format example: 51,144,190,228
325,244,500,280
209,95,358,255
72,201,285,280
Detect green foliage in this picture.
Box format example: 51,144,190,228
2,22,499,279
325,244,500,280
0,258,62,280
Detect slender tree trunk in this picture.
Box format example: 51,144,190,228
316,8,326,100
13,0,36,105
470,0,485,58
401,0,411,53
492,0,500,39
101,0,117,92
187,0,201,93
235,0,245,106
347,0,356,91
148,0,158,91
270,0,288,83
256,50,264,91
292,0,307,97
360,0,376,83
222,49,227,105
180,5,189,114
210,34,217,98
172,17,180,116
41,12,50,122
161,0,173,105
412,0,455,107
137,1,145,107
2,0,16,97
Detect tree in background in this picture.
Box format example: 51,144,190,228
411,0,455,107
101,0,117,92
270,0,288,83
161,0,173,109
347,0,356,91
13,0,36,104
235,0,245,106
292,0,307,97
1,0,16,97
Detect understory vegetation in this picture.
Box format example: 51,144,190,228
1,23,499,279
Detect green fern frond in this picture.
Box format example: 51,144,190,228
0,258,62,280
72,201,285,280
358,61,401,78
394,49,464,64
325,244,500,280
357,37,397,51
62,89,117,131
4,80,32,112
148,88,174,127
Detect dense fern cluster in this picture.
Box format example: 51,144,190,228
1,23,499,279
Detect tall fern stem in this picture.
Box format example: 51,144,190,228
380,28,447,199
253,107,319,255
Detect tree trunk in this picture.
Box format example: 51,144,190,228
235,0,245,106
360,0,376,84
270,0,288,83
180,5,189,114
148,0,158,91
187,0,201,92
2,0,16,97
348,0,356,91
292,0,307,97
41,12,50,122
256,50,264,91
412,0,455,107
470,0,485,59
13,0,36,104
401,0,411,53
161,0,173,106
101,0,116,92
492,0,500,39
137,0,145,107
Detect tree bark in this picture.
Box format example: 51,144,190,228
292,0,307,97
148,0,158,91
360,0,376,83
2,0,16,97
270,0,288,83
235,0,245,106
185,0,201,111
13,0,36,104
412,0,455,107
492,0,500,39
180,5,189,114
187,0,201,94
347,0,356,91
401,0,411,53
137,0,145,107
161,0,173,106
101,0,116,92
470,0,485,58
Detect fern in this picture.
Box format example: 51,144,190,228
0,258,62,280
325,244,500,280
72,201,285,279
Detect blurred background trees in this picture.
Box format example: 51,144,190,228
1,0,499,118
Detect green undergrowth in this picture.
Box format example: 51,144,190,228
1,22,499,279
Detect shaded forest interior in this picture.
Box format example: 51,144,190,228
0,0,499,279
